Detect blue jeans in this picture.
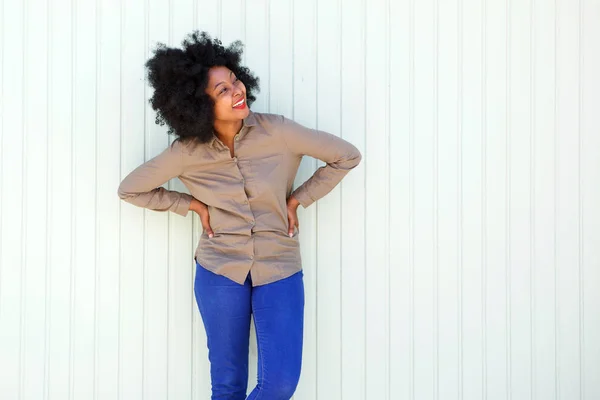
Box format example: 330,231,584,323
194,262,305,400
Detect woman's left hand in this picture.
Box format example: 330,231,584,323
286,195,300,237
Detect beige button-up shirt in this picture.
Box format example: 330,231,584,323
118,111,362,286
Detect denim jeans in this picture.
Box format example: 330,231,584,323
194,262,305,400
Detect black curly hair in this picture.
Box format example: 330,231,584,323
145,31,260,144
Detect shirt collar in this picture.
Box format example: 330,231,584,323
209,110,257,149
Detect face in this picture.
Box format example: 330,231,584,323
205,66,249,122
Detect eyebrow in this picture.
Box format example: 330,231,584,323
213,71,234,91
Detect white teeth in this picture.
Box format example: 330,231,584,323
233,99,245,107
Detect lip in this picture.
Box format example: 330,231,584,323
233,98,246,109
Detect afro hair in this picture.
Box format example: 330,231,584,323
145,30,260,144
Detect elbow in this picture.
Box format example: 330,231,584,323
117,182,134,201
117,188,128,201
332,145,362,171
349,146,362,169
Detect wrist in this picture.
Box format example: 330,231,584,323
189,198,202,213
287,195,300,209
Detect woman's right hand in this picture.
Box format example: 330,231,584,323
189,198,214,238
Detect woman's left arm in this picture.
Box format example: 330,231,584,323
279,116,362,209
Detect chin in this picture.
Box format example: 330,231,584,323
235,108,250,118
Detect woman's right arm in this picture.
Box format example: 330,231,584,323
117,142,193,217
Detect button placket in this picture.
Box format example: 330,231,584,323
231,146,254,234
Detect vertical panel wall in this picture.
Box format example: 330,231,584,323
1,0,599,399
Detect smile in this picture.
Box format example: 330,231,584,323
233,98,246,109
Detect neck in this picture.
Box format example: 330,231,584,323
214,119,243,144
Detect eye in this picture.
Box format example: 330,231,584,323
220,87,228,94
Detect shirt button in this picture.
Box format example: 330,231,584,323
250,255,254,260
235,135,239,141
233,157,238,162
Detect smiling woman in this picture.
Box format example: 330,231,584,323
204,65,251,156
117,30,361,400
145,31,260,145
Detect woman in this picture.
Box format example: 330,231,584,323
118,31,361,400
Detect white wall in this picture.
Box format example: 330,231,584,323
1,0,599,399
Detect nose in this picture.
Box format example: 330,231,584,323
232,81,243,96
233,86,243,98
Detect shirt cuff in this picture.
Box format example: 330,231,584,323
174,193,194,217
291,188,315,209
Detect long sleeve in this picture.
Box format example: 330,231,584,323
280,116,362,208
117,141,193,217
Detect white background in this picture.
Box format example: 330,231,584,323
1,0,599,399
